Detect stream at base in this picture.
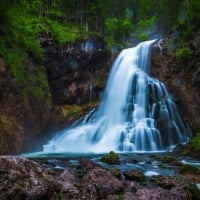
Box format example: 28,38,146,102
22,152,200,185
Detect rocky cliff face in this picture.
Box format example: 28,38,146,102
0,58,52,154
0,37,111,155
151,31,200,132
42,37,110,105
1,32,199,155
41,37,111,130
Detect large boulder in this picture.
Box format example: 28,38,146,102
81,167,123,199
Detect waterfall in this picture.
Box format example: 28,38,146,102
43,40,192,153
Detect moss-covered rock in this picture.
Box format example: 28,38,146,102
156,155,182,166
179,164,200,175
100,151,120,165
189,134,200,151
123,170,146,183
175,134,200,159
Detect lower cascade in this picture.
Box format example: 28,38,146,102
43,40,192,153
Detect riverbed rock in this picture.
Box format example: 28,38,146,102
151,175,200,199
1,156,200,200
77,158,101,171
81,167,123,199
57,168,80,200
123,170,146,183
0,156,57,200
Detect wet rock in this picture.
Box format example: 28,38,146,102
109,168,122,179
77,158,101,171
151,175,176,189
0,156,200,200
106,194,120,200
57,168,80,200
81,167,123,199
134,187,184,200
123,170,146,183
150,174,200,199
0,156,57,200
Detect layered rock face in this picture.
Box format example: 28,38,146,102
0,37,110,155
42,37,111,106
151,33,200,132
0,58,24,154
0,37,111,155
0,58,52,154
40,36,111,132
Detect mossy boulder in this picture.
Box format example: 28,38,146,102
123,170,146,183
157,155,181,166
179,164,200,175
100,151,120,165
176,134,200,159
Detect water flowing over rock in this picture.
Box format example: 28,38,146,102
151,32,200,132
43,40,192,153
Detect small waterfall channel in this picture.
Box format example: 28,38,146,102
43,40,192,153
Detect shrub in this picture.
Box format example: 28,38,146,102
175,47,193,60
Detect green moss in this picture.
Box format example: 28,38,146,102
100,151,120,165
157,155,180,165
45,19,79,44
175,47,193,60
61,105,82,117
180,150,188,157
151,176,175,189
109,168,121,179
158,163,169,169
189,134,200,151
179,164,200,175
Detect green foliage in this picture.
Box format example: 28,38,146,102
104,17,118,49
45,20,78,44
138,33,148,42
175,47,193,60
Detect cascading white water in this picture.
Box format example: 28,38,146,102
43,40,192,153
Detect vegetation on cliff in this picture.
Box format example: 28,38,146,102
1,0,200,77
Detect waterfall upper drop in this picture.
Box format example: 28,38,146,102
44,40,192,153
